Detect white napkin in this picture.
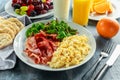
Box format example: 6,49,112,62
0,14,32,70
0,45,16,70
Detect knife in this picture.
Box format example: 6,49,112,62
93,44,120,80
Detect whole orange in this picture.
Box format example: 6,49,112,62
96,18,120,39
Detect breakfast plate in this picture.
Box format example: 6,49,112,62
13,20,96,71
89,0,120,20
5,0,54,19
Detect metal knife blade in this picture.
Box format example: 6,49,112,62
106,44,120,66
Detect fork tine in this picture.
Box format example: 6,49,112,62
106,42,114,53
102,41,116,54
102,41,110,52
107,42,117,53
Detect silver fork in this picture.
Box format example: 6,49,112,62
82,41,116,80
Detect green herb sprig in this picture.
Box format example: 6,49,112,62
26,22,44,37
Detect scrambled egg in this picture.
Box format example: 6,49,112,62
48,35,91,68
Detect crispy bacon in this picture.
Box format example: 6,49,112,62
47,34,58,41
25,37,41,54
24,30,59,64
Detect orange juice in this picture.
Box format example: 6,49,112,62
73,0,93,26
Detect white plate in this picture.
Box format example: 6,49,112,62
89,0,120,20
13,20,96,71
5,0,54,19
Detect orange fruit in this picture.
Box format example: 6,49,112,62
94,1,109,14
108,1,113,13
90,0,106,13
93,0,106,3
90,0,113,14
90,3,94,12
96,18,120,39
93,0,106,5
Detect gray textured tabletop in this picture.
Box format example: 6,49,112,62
0,1,120,80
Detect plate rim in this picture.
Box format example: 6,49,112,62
13,20,96,71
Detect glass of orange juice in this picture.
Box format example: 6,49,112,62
73,0,93,26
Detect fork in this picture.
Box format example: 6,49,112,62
82,41,115,80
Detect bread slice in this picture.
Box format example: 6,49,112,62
7,18,24,30
6,20,20,33
2,20,17,35
0,17,5,23
0,33,13,49
0,24,15,39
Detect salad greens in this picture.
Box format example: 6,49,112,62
26,22,45,37
26,20,77,40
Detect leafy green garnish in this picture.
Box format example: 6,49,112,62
44,20,77,40
25,20,77,40
26,22,45,37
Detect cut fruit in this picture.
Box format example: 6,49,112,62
94,0,105,3
15,9,20,14
94,1,109,14
90,0,113,14
108,1,113,13
90,0,107,13
20,6,28,11
20,11,26,15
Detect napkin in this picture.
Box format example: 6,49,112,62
0,13,32,70
0,45,15,70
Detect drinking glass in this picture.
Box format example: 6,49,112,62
72,0,93,26
53,0,70,21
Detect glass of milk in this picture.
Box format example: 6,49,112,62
53,0,70,21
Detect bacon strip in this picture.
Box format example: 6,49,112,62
24,30,59,64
